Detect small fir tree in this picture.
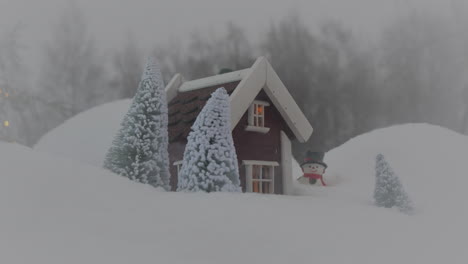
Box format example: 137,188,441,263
104,57,170,190
177,87,241,192
374,154,413,213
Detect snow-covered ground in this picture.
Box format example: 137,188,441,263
11,101,468,263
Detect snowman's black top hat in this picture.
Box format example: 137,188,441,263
301,151,328,168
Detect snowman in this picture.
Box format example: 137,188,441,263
297,151,327,186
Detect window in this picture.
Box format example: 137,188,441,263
252,103,265,127
252,165,273,193
243,160,279,194
173,160,183,174
246,100,270,133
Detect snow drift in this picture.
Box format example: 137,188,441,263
4,123,468,263
35,99,131,166
28,99,468,263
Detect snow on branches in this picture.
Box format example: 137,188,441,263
374,154,413,213
177,87,241,193
104,57,170,190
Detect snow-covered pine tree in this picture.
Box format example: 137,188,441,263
374,154,413,213
104,57,170,190
177,87,241,193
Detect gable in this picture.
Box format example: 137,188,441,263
233,90,295,142
230,57,313,142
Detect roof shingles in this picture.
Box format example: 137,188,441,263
168,81,240,142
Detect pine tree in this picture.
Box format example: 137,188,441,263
177,87,241,192
374,154,413,213
104,57,170,190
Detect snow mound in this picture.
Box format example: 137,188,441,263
35,99,131,166
1,142,161,263
296,123,468,213
13,120,468,263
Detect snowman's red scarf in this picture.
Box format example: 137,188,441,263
303,173,327,186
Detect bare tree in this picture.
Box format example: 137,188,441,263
379,12,464,130
0,24,37,145
110,34,143,99
0,26,21,142
216,22,254,71
262,15,378,154
155,22,255,80
156,16,378,155
38,3,106,132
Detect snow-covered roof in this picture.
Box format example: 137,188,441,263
178,69,250,92
165,57,313,143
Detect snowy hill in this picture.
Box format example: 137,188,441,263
35,99,131,166
325,124,468,211
5,123,468,263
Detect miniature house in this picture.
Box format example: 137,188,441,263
165,57,313,194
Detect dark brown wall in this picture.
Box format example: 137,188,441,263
168,90,294,193
232,91,293,194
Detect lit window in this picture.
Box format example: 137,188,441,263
252,165,273,193
252,102,265,127
243,160,279,194
4,121,9,127
246,100,270,133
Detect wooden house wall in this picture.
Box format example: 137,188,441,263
168,90,294,193
232,91,294,194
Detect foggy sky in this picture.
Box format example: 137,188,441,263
0,0,461,53
1,0,467,145
0,0,464,87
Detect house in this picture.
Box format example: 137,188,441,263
165,57,313,195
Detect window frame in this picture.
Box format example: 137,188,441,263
173,160,183,174
243,160,279,194
245,100,270,133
